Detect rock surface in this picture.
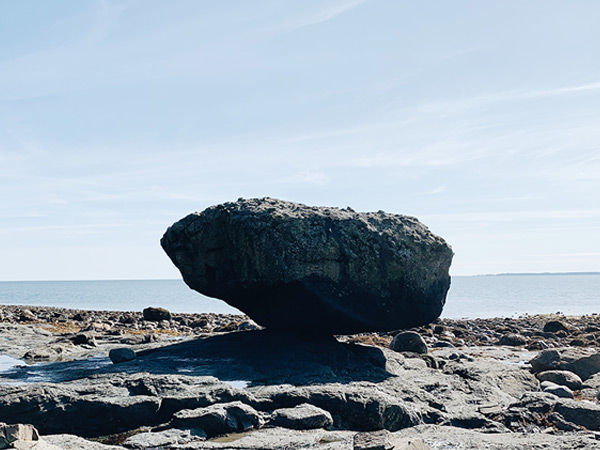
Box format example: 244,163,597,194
161,198,453,333
1,308,600,449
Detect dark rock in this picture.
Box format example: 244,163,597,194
18,310,37,322
161,198,453,334
0,381,161,437
109,347,136,364
171,401,261,437
547,412,584,432
554,399,600,431
497,333,527,346
143,307,172,322
536,370,583,390
71,332,97,347
72,313,88,322
543,383,574,399
544,320,570,333
270,403,333,430
390,332,428,354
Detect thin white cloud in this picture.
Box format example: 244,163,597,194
281,0,369,30
423,209,600,224
416,81,600,117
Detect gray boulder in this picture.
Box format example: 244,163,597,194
390,332,428,354
143,307,171,322
161,198,453,334
270,404,333,430
536,370,583,390
171,401,261,437
530,348,600,380
109,348,136,364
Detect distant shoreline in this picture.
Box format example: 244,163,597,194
473,272,600,277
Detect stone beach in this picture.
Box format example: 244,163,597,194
0,304,599,449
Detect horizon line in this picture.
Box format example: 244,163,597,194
1,271,599,283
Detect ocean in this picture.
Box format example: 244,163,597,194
0,274,598,320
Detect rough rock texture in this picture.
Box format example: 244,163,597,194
270,404,333,430
390,331,428,354
530,348,600,380
171,401,261,437
109,348,136,364
536,370,583,390
0,423,40,448
161,198,453,333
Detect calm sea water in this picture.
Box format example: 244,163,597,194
0,275,598,319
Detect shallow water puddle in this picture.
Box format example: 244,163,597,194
0,355,114,384
222,380,250,389
0,354,22,372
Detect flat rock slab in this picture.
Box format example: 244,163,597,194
401,425,600,450
161,198,453,333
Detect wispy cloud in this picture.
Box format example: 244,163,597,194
416,81,600,117
423,209,600,223
281,0,369,30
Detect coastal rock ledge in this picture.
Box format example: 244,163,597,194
161,197,453,334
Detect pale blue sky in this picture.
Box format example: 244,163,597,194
1,0,599,280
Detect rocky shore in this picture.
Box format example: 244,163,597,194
0,304,599,449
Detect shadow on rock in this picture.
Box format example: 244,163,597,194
135,330,394,385
1,330,395,386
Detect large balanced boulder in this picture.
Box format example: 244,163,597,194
161,198,453,334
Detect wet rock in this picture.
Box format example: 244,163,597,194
109,348,136,364
171,401,261,437
390,332,428,354
270,404,333,430
142,307,172,322
536,370,582,390
161,197,453,334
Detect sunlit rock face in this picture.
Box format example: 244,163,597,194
161,197,453,334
